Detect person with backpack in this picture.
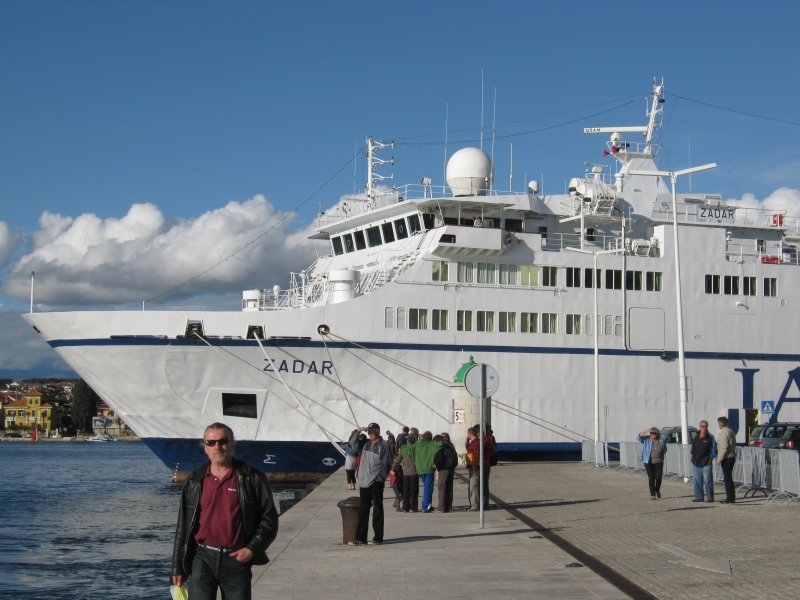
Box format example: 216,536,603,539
433,434,457,512
400,431,443,513
465,427,496,511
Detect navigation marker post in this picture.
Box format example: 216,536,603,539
464,363,499,529
630,163,717,452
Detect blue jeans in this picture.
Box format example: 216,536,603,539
692,463,713,500
420,473,434,511
189,546,252,600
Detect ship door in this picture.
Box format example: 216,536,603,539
628,307,665,350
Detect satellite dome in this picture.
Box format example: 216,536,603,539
446,148,493,196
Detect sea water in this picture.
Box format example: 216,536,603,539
0,442,295,600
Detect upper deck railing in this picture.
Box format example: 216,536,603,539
317,184,527,227
652,200,800,233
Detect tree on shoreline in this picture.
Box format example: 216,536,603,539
71,380,100,432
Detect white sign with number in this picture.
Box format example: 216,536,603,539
454,408,465,424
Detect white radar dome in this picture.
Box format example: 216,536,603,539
446,147,493,196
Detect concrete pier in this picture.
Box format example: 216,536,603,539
251,462,800,599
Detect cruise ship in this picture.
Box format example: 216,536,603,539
24,82,800,481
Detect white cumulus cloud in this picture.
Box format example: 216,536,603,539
0,221,22,269
727,187,800,213
3,196,318,306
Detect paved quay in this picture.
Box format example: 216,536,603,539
251,462,800,600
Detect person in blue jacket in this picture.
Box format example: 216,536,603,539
638,427,668,499
690,420,717,502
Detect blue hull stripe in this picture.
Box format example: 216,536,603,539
48,337,800,362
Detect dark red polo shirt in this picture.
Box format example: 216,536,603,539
194,465,244,549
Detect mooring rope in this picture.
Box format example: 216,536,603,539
318,333,360,428
190,333,344,443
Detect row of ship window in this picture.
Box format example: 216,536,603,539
384,307,623,336
331,214,435,255
432,261,664,291
704,274,778,297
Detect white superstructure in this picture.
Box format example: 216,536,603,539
24,81,800,480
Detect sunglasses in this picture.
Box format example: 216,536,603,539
204,438,232,447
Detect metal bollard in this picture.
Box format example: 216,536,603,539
337,496,361,544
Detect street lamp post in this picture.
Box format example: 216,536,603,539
566,245,625,465
629,163,717,446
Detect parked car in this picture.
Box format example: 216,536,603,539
660,426,699,444
778,426,800,450
748,422,800,448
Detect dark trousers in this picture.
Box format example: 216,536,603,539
436,469,454,512
356,481,385,543
721,457,736,502
346,469,356,485
189,546,252,600
402,474,419,511
645,461,663,496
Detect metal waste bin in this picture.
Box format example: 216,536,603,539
337,496,361,544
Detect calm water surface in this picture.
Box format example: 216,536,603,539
0,442,294,600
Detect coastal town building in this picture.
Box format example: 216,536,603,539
3,390,61,431
92,401,132,437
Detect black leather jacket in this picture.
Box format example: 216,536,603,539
171,459,279,576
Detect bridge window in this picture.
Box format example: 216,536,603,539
409,309,428,330
764,277,778,297
646,271,663,292
521,312,539,333
408,214,422,234
756,239,766,253
605,269,622,290
457,262,474,283
566,267,581,288
504,218,523,232
456,310,473,331
705,274,721,294
499,312,516,333
476,311,494,332
432,260,449,282
743,276,757,296
394,219,409,240
584,268,601,289
422,213,435,230
723,275,740,295
625,270,642,291
566,314,581,335
343,234,355,253
366,226,382,247
332,237,344,255
381,222,395,243
477,263,495,284
222,393,258,419
499,264,518,285
542,266,558,287
432,309,449,331
542,313,558,334
354,230,366,250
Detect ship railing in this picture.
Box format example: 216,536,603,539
317,184,528,226
559,195,618,218
725,241,799,266
541,232,626,253
653,200,799,232
607,140,660,156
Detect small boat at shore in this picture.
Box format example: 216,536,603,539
85,433,116,442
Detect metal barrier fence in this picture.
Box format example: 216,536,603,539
599,443,800,506
580,440,611,467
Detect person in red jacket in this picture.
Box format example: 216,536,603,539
465,427,496,511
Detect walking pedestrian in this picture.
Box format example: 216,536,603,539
433,435,457,512
401,431,443,512
343,442,358,490
716,416,737,504
348,423,392,545
690,420,717,503
465,427,496,511
394,434,418,511
171,423,279,600
637,427,667,499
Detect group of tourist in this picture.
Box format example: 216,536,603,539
637,416,738,503
344,422,497,546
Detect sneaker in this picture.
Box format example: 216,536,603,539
651,495,656,500
656,492,661,499
347,540,365,546
367,540,383,545
706,499,715,503
691,498,704,503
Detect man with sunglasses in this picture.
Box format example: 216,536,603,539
690,420,717,503
171,423,279,600
348,422,392,545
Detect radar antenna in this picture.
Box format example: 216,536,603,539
365,136,394,201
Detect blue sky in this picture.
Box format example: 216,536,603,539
1,0,800,377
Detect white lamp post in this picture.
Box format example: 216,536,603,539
566,245,625,465
629,163,717,447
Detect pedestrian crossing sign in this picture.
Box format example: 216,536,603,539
761,401,775,415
